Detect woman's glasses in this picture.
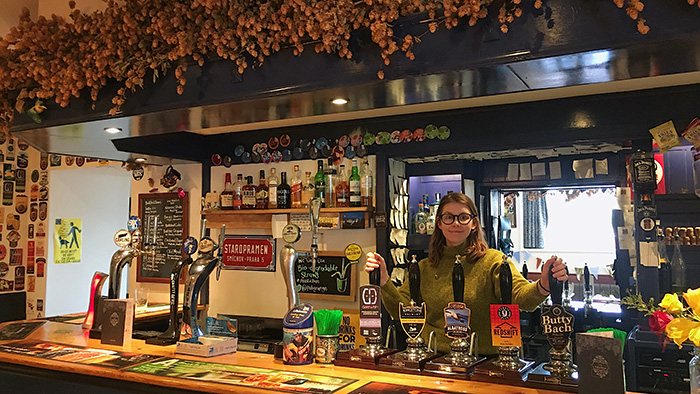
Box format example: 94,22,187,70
439,213,476,225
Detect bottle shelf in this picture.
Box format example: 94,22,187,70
202,207,374,229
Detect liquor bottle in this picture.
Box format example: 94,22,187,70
349,158,361,207
670,234,687,293
220,173,234,210
268,168,279,209
325,158,337,208
255,170,269,209
290,165,303,208
335,165,349,207
241,176,256,209
314,160,326,207
233,174,244,210
430,192,441,217
360,159,373,207
414,203,428,234
657,226,672,294
277,172,291,209
301,171,315,208
426,205,436,235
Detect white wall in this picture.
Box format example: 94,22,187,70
46,165,131,316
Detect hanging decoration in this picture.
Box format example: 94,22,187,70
1,0,694,134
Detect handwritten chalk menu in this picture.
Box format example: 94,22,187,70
295,251,356,301
137,192,188,283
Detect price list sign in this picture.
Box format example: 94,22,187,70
137,192,188,282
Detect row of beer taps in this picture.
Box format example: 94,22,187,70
102,197,323,344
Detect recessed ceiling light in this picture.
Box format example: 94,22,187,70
331,98,348,105
104,127,122,134
135,158,146,163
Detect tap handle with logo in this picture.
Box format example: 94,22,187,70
548,257,563,306
408,254,421,304
499,254,512,305
452,255,464,303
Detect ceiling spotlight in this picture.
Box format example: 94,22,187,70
104,127,122,134
135,158,147,163
331,98,348,105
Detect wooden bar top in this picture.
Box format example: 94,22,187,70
0,320,572,394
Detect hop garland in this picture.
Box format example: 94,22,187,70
0,0,693,134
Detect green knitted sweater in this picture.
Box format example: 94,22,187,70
381,244,546,355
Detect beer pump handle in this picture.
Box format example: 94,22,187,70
370,265,380,286
583,264,590,293
500,255,513,305
548,258,563,305
452,255,464,303
408,255,421,304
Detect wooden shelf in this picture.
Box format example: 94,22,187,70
203,207,374,229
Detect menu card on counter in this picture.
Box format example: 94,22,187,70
576,331,625,394
101,299,134,346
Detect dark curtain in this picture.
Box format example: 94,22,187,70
524,192,548,249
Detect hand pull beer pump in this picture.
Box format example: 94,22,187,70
280,197,322,311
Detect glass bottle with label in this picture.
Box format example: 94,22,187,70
360,159,373,207
349,158,361,207
325,158,337,208
301,171,314,208
241,176,256,209
414,203,428,234
670,232,687,293
220,173,234,210
268,168,279,209
255,170,269,209
335,165,349,207
277,172,291,209
290,165,303,208
314,160,326,207
430,192,441,217
233,174,244,210
426,208,436,235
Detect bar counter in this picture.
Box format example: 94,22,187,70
0,320,589,393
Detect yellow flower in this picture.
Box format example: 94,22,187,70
659,293,683,313
684,288,700,314
689,326,700,347
665,318,700,348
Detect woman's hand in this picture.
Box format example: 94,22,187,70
538,256,568,296
365,252,390,286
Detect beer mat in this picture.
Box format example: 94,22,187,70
0,321,45,341
126,358,356,393
0,341,163,369
348,382,468,394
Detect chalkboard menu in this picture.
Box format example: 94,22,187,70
294,251,356,301
137,192,188,283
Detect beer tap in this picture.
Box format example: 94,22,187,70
542,262,577,379
280,197,322,311
491,255,529,371
146,227,199,345
183,223,226,338
441,255,478,366
108,216,156,299
563,266,571,308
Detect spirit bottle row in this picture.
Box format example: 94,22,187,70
218,159,373,210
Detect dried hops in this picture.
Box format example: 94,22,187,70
0,0,689,133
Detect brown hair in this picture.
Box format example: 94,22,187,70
428,192,488,267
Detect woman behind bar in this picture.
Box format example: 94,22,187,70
365,192,568,355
